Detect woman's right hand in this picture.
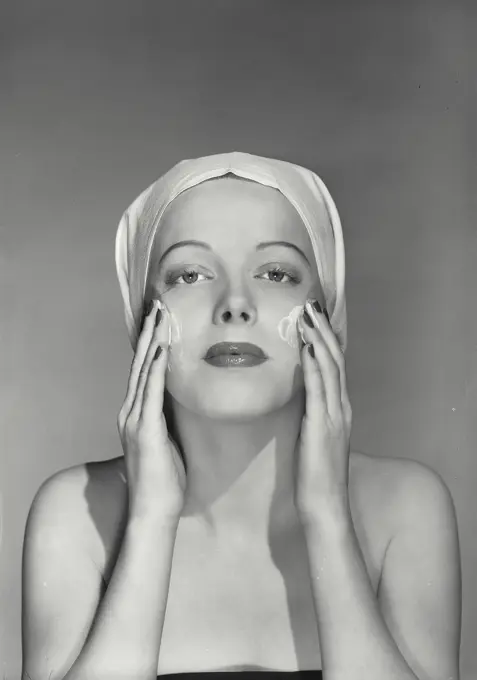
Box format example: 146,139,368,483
117,299,186,523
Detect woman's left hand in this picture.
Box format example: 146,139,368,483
295,299,353,525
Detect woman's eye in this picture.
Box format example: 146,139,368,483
256,268,300,284
165,269,209,286
180,271,204,284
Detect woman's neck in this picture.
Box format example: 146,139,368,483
168,393,305,534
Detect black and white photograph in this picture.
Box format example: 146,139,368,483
1,2,475,680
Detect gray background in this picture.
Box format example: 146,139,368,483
1,2,475,678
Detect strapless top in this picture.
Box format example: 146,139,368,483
158,672,323,679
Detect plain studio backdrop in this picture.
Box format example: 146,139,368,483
1,2,475,679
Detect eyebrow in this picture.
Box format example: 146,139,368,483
256,241,311,267
157,239,311,268
157,240,211,269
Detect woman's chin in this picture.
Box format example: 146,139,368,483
166,363,303,420
173,388,298,421
191,404,285,422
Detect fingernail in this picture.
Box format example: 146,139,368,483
323,308,330,322
154,346,162,360
307,344,315,358
311,299,322,314
303,309,314,327
142,301,153,327
155,309,162,327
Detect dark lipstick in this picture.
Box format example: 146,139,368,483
204,342,268,368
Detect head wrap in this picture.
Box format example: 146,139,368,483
115,151,347,351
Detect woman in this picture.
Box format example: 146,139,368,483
21,152,461,680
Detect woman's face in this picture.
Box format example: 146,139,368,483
146,178,325,420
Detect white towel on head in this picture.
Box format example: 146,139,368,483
115,151,347,352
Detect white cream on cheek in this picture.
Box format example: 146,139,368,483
277,305,306,349
156,299,196,374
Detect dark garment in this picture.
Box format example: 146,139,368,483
158,673,323,679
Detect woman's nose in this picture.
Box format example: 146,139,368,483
214,295,257,326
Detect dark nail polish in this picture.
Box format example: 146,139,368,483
312,300,322,314
141,301,152,330
308,344,315,358
154,346,162,360
303,309,314,327
155,309,162,327
323,308,330,322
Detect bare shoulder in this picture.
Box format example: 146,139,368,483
29,456,127,568
22,459,128,678
349,450,456,535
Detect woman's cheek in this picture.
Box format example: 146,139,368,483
277,304,306,352
163,303,204,377
155,299,187,373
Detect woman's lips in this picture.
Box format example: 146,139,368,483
204,342,268,368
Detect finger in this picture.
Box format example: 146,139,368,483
298,306,341,417
131,301,171,420
305,300,349,409
141,341,169,425
120,299,160,422
301,341,327,415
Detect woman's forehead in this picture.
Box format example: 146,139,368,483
154,177,315,253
